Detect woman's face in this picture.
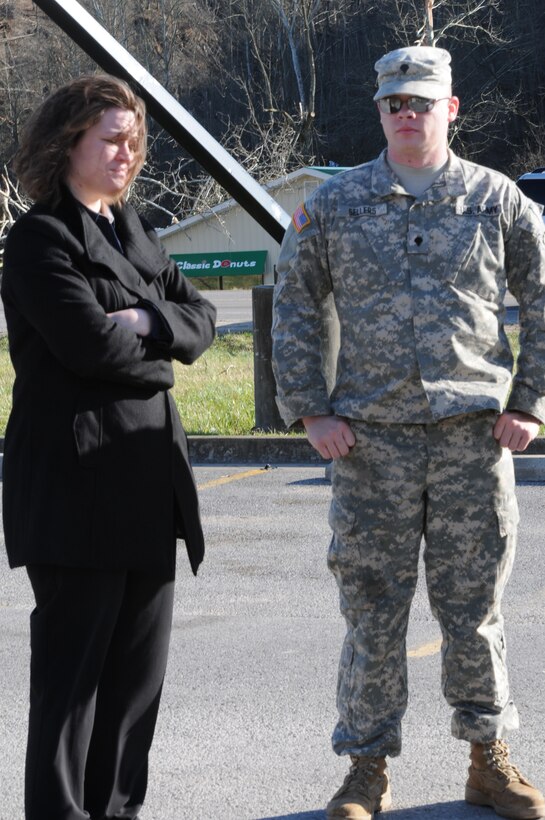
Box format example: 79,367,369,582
66,106,139,211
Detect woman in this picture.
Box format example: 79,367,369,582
1,75,216,820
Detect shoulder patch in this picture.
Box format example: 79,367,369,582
292,202,312,234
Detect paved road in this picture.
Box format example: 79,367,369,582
1,465,544,820
205,288,252,331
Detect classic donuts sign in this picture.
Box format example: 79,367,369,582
172,251,267,277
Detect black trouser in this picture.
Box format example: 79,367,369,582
25,565,175,820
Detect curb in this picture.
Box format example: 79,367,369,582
0,437,544,481
512,455,545,482
187,435,322,465
187,435,545,461
188,436,545,483
188,436,545,482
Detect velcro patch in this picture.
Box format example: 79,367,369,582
337,204,388,217
292,203,312,234
456,202,501,216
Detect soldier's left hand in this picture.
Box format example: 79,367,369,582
493,411,541,452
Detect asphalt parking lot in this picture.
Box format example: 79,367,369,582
1,463,544,820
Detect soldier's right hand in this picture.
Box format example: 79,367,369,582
302,415,356,460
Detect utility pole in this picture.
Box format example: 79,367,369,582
424,0,435,46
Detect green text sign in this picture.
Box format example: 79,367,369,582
172,250,267,277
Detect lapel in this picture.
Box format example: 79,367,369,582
111,203,169,286
57,189,163,300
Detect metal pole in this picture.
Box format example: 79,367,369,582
33,0,290,244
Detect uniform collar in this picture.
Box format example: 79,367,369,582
371,148,468,200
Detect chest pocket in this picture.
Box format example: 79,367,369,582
331,205,408,293
441,213,505,303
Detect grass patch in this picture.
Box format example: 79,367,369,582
172,331,256,435
0,337,14,435
506,326,519,358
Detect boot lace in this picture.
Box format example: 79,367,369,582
336,756,383,799
483,740,530,786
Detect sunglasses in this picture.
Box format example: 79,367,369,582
377,96,449,114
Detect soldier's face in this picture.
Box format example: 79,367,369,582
378,94,459,166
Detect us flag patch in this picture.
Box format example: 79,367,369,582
292,203,311,234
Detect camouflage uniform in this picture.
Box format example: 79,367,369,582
271,150,545,757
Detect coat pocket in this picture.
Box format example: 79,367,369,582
73,406,103,468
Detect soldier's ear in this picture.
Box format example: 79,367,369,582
447,97,459,123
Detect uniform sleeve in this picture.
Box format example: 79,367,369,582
271,205,334,427
504,199,545,422
136,223,216,365
2,216,175,390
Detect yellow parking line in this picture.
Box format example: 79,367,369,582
198,466,270,490
197,471,442,665
408,638,442,658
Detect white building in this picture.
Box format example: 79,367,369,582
157,166,347,286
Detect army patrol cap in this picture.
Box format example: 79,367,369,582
373,46,452,101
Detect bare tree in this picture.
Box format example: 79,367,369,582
413,0,504,47
0,165,29,254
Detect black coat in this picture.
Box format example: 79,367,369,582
1,190,216,575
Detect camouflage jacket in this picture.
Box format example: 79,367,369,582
272,150,545,427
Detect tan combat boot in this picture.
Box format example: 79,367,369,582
465,739,545,819
326,755,392,819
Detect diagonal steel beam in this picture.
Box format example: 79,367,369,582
33,0,290,243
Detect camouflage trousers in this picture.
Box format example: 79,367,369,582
328,411,519,758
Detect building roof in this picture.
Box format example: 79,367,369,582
157,166,350,237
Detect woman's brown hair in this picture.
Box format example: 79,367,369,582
14,74,147,206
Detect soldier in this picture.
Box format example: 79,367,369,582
272,46,545,820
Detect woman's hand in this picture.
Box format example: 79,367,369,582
107,307,152,337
